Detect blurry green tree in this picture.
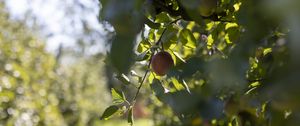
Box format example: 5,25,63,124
0,2,110,126
99,0,300,126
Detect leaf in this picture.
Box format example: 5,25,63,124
249,81,261,88
225,23,238,30
150,79,165,96
226,27,239,43
171,77,184,91
144,17,160,29
111,88,125,104
263,48,272,56
161,25,178,49
110,35,135,73
127,106,134,125
116,74,131,85
137,39,151,53
100,105,119,120
155,12,172,23
172,51,186,63
179,29,196,48
148,72,155,84
171,78,190,94
148,29,156,42
207,34,214,49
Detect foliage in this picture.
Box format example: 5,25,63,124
99,0,300,125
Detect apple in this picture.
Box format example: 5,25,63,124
151,51,174,76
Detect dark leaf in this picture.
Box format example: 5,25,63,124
150,79,165,96
116,74,131,85
145,17,160,29
100,105,119,120
127,106,134,125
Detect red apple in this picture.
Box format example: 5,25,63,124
151,51,174,76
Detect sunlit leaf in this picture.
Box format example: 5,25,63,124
225,23,238,30
137,39,151,53
111,88,125,104
179,29,196,48
263,48,272,56
172,51,186,63
155,12,172,23
148,29,156,42
234,2,242,11
207,34,214,49
171,77,185,91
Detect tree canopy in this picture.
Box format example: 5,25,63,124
99,0,300,125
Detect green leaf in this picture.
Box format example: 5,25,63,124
111,88,125,104
127,106,134,126
249,81,261,88
137,39,151,53
144,17,160,29
161,25,178,49
225,27,239,44
155,12,172,23
263,48,272,56
110,35,135,73
225,23,238,30
172,51,186,63
116,74,131,85
150,79,165,96
171,78,190,94
171,77,184,91
148,29,156,42
207,34,214,49
179,29,196,48
100,105,119,120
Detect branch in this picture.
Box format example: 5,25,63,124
132,18,181,103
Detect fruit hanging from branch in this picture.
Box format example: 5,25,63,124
151,51,174,76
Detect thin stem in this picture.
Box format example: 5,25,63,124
132,56,152,102
159,28,167,50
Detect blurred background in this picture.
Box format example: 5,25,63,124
0,0,151,125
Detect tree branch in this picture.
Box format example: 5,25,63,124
132,18,181,103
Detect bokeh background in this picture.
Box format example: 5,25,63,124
0,0,151,125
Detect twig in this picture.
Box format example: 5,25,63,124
132,60,151,102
